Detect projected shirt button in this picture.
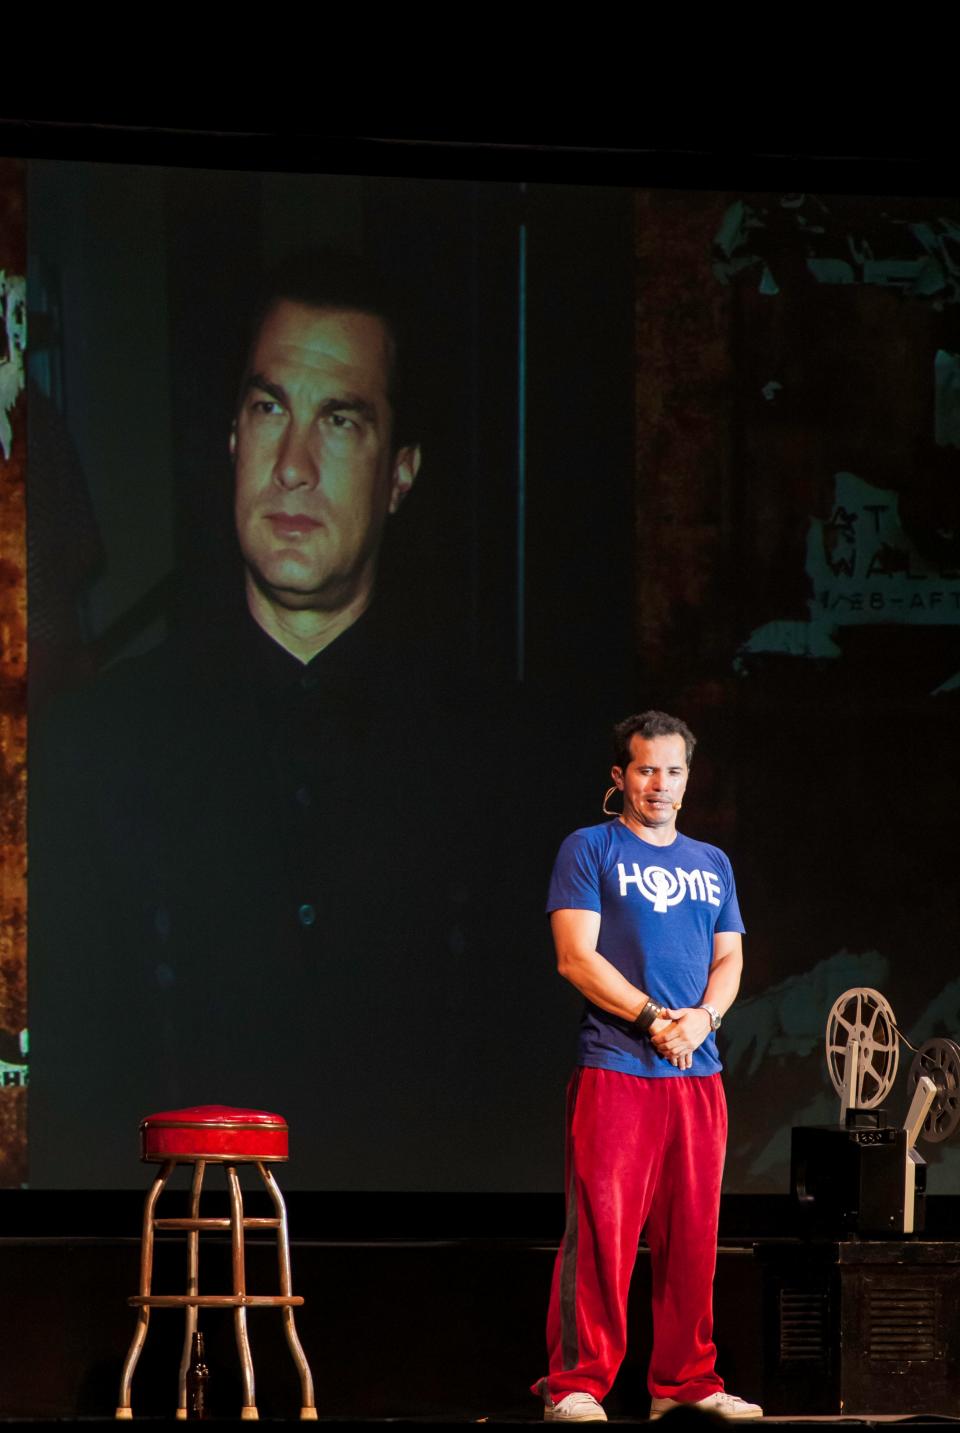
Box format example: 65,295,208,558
294,785,312,808
298,902,317,928
300,669,320,692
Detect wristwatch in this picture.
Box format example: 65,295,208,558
699,1003,721,1031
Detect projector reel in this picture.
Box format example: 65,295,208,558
908,1038,960,1144
825,987,900,1110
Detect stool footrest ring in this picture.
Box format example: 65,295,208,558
129,1294,304,1308
153,1216,282,1230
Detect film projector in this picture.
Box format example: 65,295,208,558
791,987,960,1235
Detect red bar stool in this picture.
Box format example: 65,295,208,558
115,1104,317,1421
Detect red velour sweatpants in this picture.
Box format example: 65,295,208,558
539,1066,727,1405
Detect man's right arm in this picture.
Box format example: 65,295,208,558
550,908,673,1039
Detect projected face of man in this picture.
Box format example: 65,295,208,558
231,300,420,648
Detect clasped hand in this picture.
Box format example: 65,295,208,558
649,1008,713,1072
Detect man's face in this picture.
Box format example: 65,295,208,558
613,733,689,833
231,300,419,613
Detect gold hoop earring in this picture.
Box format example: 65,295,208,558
602,786,621,816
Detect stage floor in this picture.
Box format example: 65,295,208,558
2,1416,960,1428
3,1195,960,1425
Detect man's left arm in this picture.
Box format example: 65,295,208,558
649,931,743,1069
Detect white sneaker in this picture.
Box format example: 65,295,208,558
650,1391,763,1420
543,1390,608,1422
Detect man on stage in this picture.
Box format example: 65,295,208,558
535,710,763,1423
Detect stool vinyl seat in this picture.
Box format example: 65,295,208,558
140,1105,289,1162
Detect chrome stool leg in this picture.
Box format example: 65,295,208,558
116,1160,175,1419
175,1158,205,1420
227,1163,258,1420
259,1162,317,1419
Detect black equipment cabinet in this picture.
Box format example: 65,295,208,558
757,1238,960,1415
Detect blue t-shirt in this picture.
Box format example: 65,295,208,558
546,820,744,1078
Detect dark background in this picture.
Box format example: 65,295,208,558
8,125,960,1195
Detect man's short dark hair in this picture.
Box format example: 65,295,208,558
612,710,697,769
241,248,419,450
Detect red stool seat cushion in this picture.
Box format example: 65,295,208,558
140,1105,289,1162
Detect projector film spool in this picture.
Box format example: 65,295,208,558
825,987,900,1109
908,1038,960,1144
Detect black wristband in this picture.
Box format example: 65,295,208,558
633,999,665,1036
